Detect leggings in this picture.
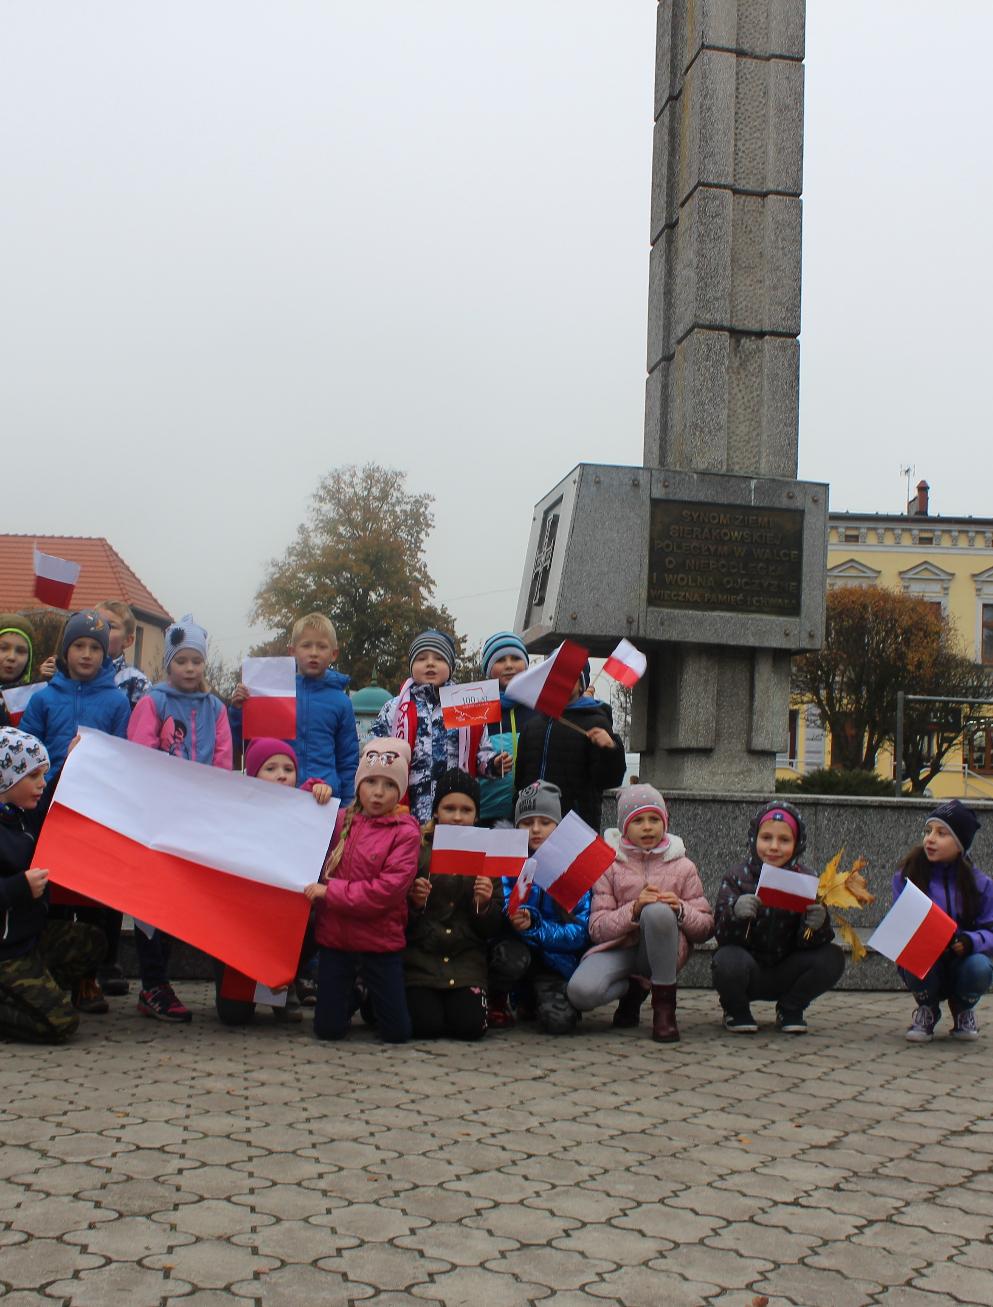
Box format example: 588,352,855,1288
567,902,681,1010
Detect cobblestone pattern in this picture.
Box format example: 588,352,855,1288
2,987,991,1304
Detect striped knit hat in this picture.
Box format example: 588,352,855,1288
408,629,457,676
481,631,529,678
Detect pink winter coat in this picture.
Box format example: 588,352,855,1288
314,808,421,953
586,830,714,974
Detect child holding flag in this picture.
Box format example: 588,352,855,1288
567,785,712,1042
306,737,421,1043
513,661,625,833
404,769,504,1040
369,630,501,825
477,631,533,825
490,781,589,1035
0,614,37,729
127,615,232,1022
711,800,844,1034
895,801,993,1042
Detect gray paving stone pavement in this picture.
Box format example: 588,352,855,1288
2,986,991,1305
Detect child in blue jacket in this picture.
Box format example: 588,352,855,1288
231,613,359,804
21,610,130,776
492,781,590,1035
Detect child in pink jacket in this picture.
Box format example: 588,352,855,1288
567,785,713,1043
305,737,420,1043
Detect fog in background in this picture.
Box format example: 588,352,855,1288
3,2,990,663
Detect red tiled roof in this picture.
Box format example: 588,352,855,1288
0,535,172,625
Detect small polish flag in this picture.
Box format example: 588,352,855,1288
525,810,615,913
430,825,489,877
756,863,819,914
603,639,647,689
439,680,502,730
1,683,46,726
484,828,529,880
220,966,289,1007
507,859,536,917
242,657,297,740
867,879,957,980
504,640,589,719
35,729,337,987
33,547,80,610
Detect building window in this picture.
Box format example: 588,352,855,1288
843,529,859,543
919,532,934,545
983,605,993,665
968,724,993,775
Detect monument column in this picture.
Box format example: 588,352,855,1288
635,0,807,792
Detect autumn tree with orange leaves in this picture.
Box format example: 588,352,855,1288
792,585,993,791
252,464,460,691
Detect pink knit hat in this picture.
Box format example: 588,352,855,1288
245,737,298,780
355,738,410,799
617,783,669,837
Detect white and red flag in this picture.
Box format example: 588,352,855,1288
867,880,957,980
34,729,337,987
1,683,46,726
603,639,647,689
515,810,615,913
504,640,589,719
507,859,536,917
756,863,819,913
439,679,501,730
430,825,489,877
219,966,288,1008
33,547,80,610
241,656,297,740
485,828,529,880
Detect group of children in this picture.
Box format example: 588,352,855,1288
1,608,992,1048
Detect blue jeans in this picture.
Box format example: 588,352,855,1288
314,948,410,1043
900,953,993,1011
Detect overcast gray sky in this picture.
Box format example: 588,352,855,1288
3,3,991,664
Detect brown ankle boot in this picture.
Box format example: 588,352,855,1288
650,984,679,1042
613,979,649,1028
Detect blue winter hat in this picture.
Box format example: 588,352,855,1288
481,631,529,678
925,800,980,855
408,629,456,675
60,610,110,660
164,614,209,669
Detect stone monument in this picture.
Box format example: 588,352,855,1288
514,0,826,792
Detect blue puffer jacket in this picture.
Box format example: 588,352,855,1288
500,878,591,980
20,661,130,775
293,670,360,805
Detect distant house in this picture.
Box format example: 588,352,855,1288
0,535,172,675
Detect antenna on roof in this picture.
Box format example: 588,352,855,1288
899,464,914,514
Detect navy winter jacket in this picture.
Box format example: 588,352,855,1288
20,661,130,776
0,784,54,959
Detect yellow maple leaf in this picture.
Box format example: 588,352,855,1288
833,914,868,964
817,851,875,911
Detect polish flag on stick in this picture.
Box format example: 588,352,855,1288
34,729,337,987
602,639,648,689
506,860,536,917
241,657,297,740
504,640,589,720
867,880,957,980
33,547,80,610
439,680,502,730
485,829,529,880
1,683,46,726
430,825,489,877
219,966,288,1007
524,810,615,913
756,863,819,913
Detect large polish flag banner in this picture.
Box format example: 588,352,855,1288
507,810,615,914
34,729,337,987
504,640,589,719
603,639,648,689
756,863,819,913
33,547,80,609
867,880,957,980
220,966,288,1008
430,825,489,877
439,680,501,730
242,657,297,740
1,683,46,726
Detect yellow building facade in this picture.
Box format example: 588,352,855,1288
777,482,993,797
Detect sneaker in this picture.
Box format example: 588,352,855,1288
776,1006,808,1034
97,964,129,997
905,1004,938,1043
137,984,192,1023
487,991,516,1030
723,1008,759,1033
73,978,109,1014
950,1007,979,1040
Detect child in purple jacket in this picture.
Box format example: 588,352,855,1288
896,800,993,1043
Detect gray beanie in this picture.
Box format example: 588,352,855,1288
515,781,562,826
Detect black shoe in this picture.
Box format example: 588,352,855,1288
723,1008,759,1033
776,1006,808,1034
98,964,129,997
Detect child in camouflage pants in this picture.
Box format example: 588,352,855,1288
0,727,105,1042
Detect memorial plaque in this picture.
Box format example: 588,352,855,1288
648,499,804,618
